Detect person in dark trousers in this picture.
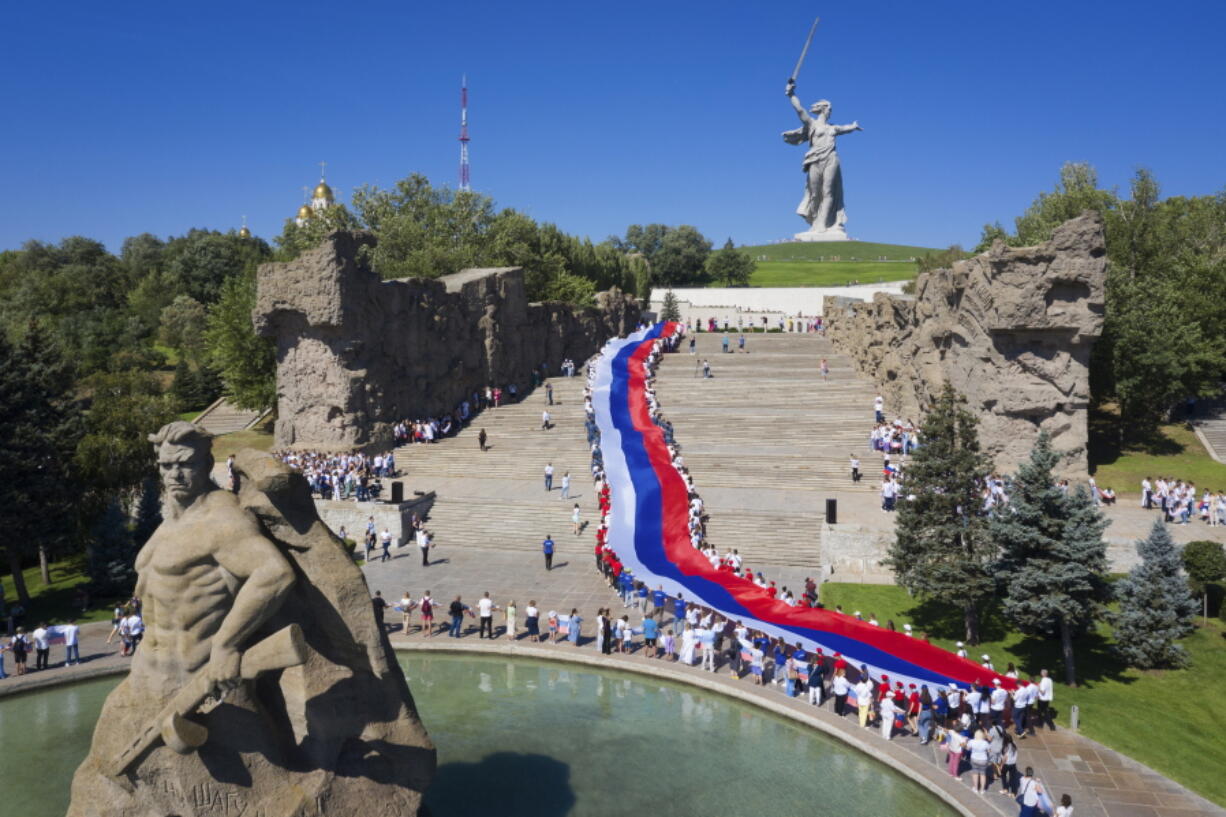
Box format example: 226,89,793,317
542,535,555,570
448,596,467,638
371,591,389,632
545,382,554,405
478,428,488,451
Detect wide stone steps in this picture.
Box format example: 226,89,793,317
194,398,268,435
420,497,824,569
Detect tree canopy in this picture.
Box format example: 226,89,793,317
705,238,755,287
976,163,1226,434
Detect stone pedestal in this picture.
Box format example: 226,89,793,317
793,226,851,242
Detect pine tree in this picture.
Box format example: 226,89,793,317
0,321,85,602
660,289,682,323
1112,519,1199,668
991,433,1109,685
886,383,995,643
87,500,138,596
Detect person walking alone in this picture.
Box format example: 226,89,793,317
544,462,554,492
545,382,553,406
478,428,488,451
560,472,571,499
542,534,555,571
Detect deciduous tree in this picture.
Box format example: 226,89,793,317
705,238,755,287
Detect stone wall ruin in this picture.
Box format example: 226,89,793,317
254,231,640,451
823,212,1106,475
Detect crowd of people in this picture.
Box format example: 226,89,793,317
274,361,583,501
1139,476,1225,525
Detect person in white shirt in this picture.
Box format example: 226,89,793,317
477,592,497,639
32,623,50,671
879,691,898,740
1036,668,1054,730
63,620,81,665
1054,793,1074,817
855,676,874,727
399,591,414,636
1013,679,1035,737
989,679,1008,726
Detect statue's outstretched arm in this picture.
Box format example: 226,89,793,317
786,81,811,123
835,122,863,134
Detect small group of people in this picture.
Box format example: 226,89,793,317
1140,476,1225,525
2,619,82,678
686,315,823,334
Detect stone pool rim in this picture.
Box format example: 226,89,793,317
398,640,977,817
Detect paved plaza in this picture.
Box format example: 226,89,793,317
6,332,1222,817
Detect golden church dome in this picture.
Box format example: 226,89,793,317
312,182,334,202
296,204,313,221
238,225,251,238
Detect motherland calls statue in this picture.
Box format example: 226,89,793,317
782,77,862,241
69,421,434,817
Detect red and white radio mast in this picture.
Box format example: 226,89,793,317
458,75,471,192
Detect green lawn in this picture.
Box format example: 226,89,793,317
1089,406,1226,495
743,239,939,262
212,422,276,462
819,582,1226,806
743,260,917,288
2,556,115,626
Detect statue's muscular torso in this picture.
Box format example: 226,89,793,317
132,489,292,691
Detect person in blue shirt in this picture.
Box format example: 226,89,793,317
620,573,635,607
642,615,660,658
542,535,555,571
635,582,648,609
672,595,687,630
792,643,808,696
651,586,667,617
772,641,788,685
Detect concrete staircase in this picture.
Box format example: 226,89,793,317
194,398,269,435
385,333,885,572
1193,409,1226,464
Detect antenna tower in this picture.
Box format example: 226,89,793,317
458,75,471,191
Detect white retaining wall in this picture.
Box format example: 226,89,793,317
649,283,907,322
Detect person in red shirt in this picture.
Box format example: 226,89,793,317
907,683,921,735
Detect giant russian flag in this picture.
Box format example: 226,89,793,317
592,321,1015,692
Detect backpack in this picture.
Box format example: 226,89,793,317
420,598,432,615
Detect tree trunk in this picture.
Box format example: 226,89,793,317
7,547,30,605
1059,616,1077,687
964,602,980,645
38,544,51,586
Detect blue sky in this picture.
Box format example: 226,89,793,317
2,1,1223,253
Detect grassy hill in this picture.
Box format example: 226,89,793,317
729,239,942,288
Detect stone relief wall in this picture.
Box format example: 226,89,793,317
254,231,640,451
823,212,1106,475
